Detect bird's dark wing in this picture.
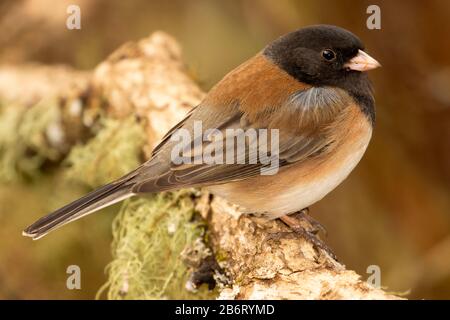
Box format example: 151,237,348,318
132,86,352,193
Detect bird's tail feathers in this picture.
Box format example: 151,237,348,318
23,182,134,240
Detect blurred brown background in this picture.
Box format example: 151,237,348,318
0,0,449,299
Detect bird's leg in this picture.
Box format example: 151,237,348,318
278,209,337,261
290,208,328,236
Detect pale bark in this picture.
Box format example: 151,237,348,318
0,32,401,300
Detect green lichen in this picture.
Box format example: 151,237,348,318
0,98,61,182
64,115,215,299
97,191,217,300
0,99,216,299
64,116,146,188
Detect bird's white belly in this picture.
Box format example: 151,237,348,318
261,141,369,218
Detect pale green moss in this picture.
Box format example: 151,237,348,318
0,101,215,299
64,116,146,188
0,98,61,182
64,115,215,299
97,191,217,300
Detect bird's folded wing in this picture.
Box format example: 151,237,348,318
132,86,352,192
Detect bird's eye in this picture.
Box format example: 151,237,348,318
322,49,336,61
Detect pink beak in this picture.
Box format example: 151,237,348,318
344,49,381,72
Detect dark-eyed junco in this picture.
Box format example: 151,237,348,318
24,25,380,240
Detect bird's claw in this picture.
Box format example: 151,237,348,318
291,208,328,237
277,211,337,261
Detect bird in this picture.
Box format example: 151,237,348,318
23,25,380,243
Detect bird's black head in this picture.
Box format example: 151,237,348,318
264,25,380,123
264,25,379,86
